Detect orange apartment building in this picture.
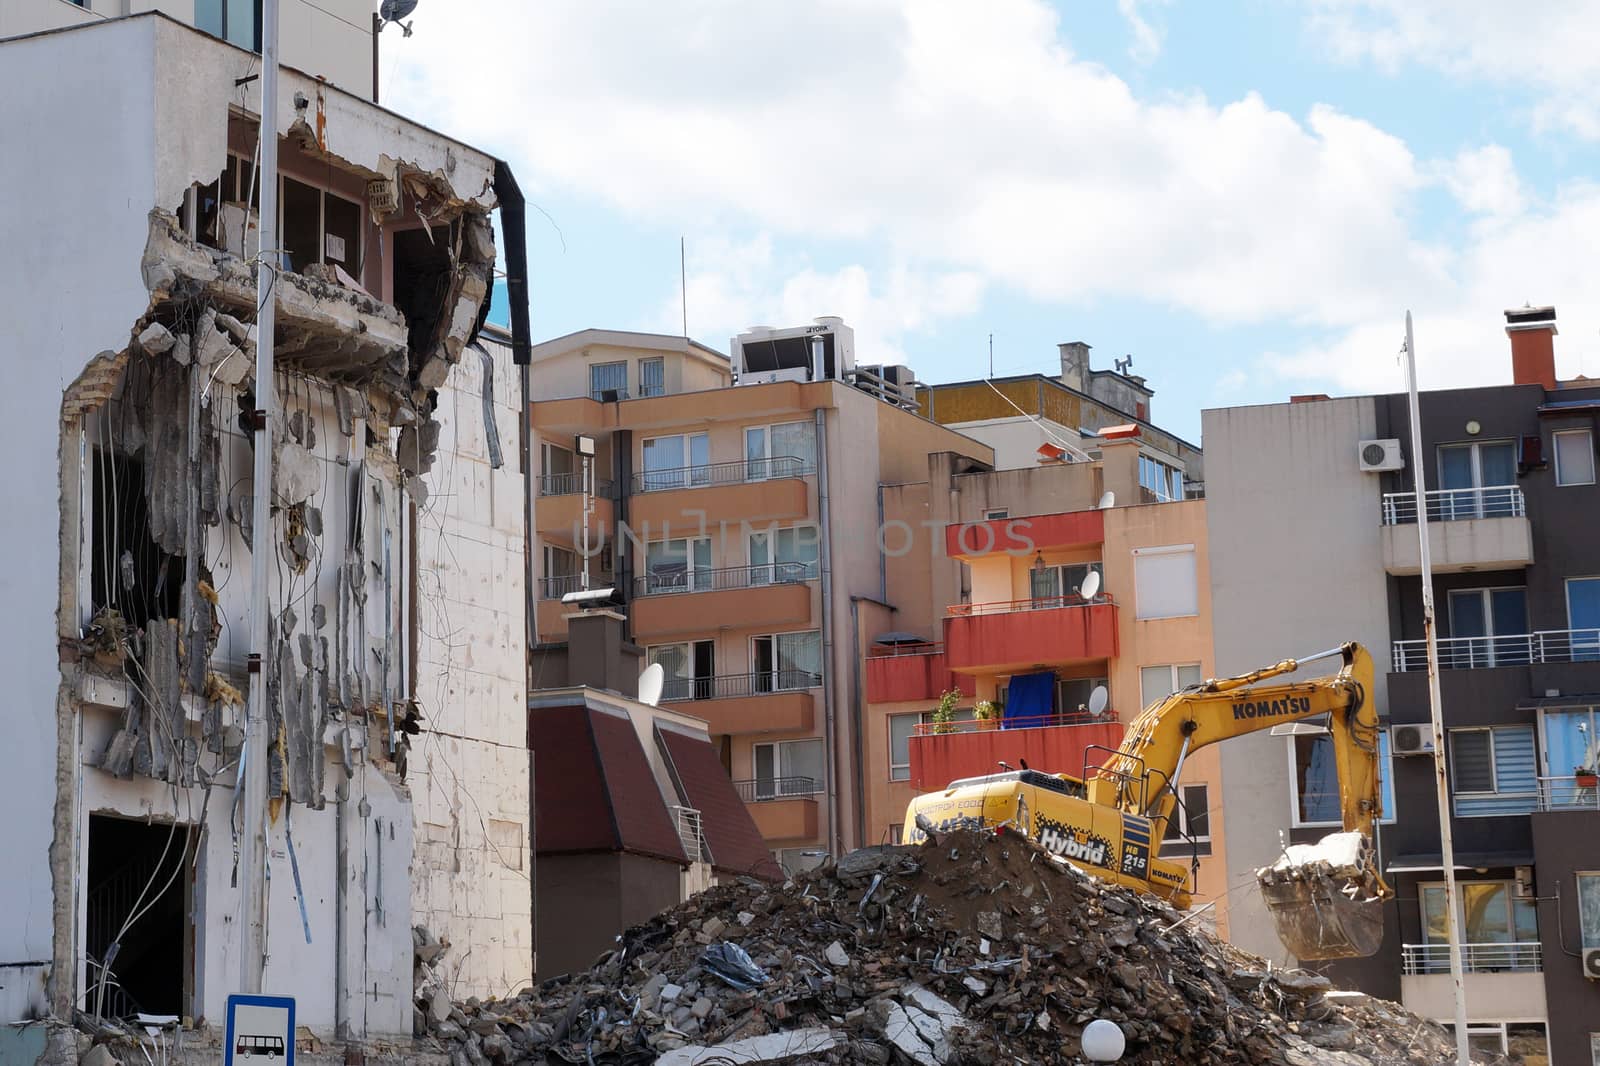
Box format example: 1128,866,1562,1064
525,320,993,873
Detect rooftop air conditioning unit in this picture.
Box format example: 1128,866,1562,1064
1359,439,1404,472
1391,724,1435,756
1583,946,1600,980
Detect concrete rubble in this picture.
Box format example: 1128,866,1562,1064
415,828,1494,1065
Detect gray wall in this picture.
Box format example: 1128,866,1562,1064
535,852,683,977
1203,397,1392,966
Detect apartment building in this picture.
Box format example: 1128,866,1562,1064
1205,307,1600,1065
0,12,531,1047
526,319,993,873
863,427,1229,931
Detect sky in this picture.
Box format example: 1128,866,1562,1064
386,1,1600,443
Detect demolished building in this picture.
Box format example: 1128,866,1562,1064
0,11,532,1045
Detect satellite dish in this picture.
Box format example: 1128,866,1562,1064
1097,490,1115,509
380,0,419,19
638,663,664,707
1087,686,1109,717
1079,569,1101,601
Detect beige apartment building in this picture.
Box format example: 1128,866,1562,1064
527,321,992,871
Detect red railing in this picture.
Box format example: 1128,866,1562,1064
867,641,943,657
911,710,1118,736
947,594,1113,617
865,643,975,703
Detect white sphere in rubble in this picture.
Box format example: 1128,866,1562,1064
1081,1018,1125,1061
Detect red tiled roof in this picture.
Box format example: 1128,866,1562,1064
532,704,688,865
654,722,781,881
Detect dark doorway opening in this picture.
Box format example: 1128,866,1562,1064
91,451,184,629
85,815,194,1019
392,224,455,356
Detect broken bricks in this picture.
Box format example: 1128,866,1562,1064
417,828,1487,1065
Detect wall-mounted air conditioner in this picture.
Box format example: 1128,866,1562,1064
1583,946,1600,980
1359,439,1405,472
1391,724,1435,756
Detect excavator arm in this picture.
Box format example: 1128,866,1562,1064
1089,643,1392,959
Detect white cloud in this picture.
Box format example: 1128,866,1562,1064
1117,0,1169,64
1438,145,1524,217
1303,1,1600,138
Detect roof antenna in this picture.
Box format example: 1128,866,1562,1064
680,236,687,339
988,332,994,379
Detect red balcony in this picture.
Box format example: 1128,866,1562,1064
942,596,1118,675
945,509,1103,561
864,644,976,704
908,715,1126,792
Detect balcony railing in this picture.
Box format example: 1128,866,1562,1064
947,593,1112,617
733,776,820,802
1401,941,1542,975
1381,486,1525,525
537,573,615,600
635,561,816,597
539,472,614,498
911,709,1117,736
659,670,821,702
632,455,814,493
670,805,707,862
867,641,942,658
1392,628,1600,670
1537,775,1600,811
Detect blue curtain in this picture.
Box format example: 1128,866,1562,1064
1004,672,1055,726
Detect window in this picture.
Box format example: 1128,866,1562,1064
1057,676,1109,717
1555,429,1596,486
1447,587,1529,666
641,433,709,490
1541,706,1600,804
648,641,714,701
1580,872,1600,949
889,714,918,782
745,421,816,480
1569,578,1600,661
1029,561,1102,603
1438,1023,1547,1061
888,823,905,845
1132,545,1197,620
1161,784,1210,855
195,0,261,51
1437,440,1518,517
1420,882,1537,953
1138,454,1183,502
1450,726,1537,815
1139,664,1203,710
639,357,665,397
754,740,824,798
749,525,819,584
644,537,711,594
590,361,628,401
1289,726,1396,826
279,177,363,276
753,631,822,691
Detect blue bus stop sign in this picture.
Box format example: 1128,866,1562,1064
225,994,295,1065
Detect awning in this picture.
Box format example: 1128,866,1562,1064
1517,693,1600,710
655,722,781,881
1387,851,1534,873
531,703,689,865
1537,397,1600,415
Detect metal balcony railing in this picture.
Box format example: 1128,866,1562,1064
537,573,616,600
1537,775,1600,811
733,776,820,802
866,641,942,658
659,670,821,702
538,472,614,498
1381,486,1525,525
1391,628,1600,670
670,805,707,862
911,709,1118,735
635,561,816,597
1401,941,1542,975
947,593,1113,617
631,455,814,493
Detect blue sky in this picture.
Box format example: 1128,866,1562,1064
397,2,1600,443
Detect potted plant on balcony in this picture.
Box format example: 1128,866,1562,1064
973,700,999,731
1575,765,1599,789
930,689,962,735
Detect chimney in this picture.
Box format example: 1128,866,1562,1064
1505,305,1557,389
1059,341,1091,392
565,609,642,697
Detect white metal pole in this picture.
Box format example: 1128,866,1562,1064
241,0,281,996
1404,311,1470,1066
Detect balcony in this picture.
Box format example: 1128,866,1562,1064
631,564,814,639
1391,628,1600,671
943,595,1118,675
1536,775,1600,811
659,672,818,735
907,714,1125,792
733,777,821,842
536,473,616,538
864,643,975,704
1401,942,1542,975
1380,487,1532,576
628,457,812,529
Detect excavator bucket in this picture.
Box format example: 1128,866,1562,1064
1255,832,1387,960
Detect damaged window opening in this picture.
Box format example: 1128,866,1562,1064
91,449,184,629
178,154,258,254
85,814,195,1020
393,224,456,356
281,176,363,277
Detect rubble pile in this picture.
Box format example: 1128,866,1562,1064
417,829,1481,1065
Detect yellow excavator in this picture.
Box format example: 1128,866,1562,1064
901,642,1392,960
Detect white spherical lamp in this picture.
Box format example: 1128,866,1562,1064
1081,1018,1125,1062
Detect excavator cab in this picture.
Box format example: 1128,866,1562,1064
1256,831,1387,960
